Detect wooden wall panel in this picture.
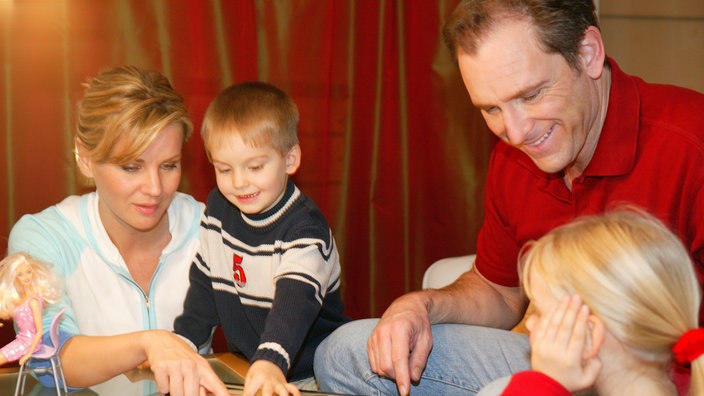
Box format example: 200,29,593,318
601,18,704,93
600,2,704,93
601,0,704,18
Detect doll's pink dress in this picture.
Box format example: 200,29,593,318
0,296,42,362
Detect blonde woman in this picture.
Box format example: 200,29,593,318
8,66,228,395
498,210,703,395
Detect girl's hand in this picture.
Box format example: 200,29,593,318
244,360,300,396
529,295,602,392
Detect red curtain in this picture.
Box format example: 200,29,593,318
0,1,493,334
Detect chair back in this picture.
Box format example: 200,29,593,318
30,308,65,359
48,309,65,348
422,255,475,289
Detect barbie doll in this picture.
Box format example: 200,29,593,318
0,253,60,366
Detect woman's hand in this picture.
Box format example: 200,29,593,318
144,330,230,396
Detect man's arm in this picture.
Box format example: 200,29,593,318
428,266,527,328
367,266,528,396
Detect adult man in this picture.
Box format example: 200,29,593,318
315,0,704,395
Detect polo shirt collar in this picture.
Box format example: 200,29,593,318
584,58,639,177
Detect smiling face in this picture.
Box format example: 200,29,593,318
210,134,301,215
457,17,606,177
78,122,184,237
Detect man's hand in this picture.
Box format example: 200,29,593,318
528,295,602,392
243,359,300,396
144,330,230,396
367,291,433,396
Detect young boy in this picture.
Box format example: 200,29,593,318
174,82,349,393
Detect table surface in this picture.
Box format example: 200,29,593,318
1,353,343,395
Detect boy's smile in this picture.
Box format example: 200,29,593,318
210,134,300,215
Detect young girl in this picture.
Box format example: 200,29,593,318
0,253,60,367
500,210,703,395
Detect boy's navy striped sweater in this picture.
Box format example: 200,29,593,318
174,180,349,380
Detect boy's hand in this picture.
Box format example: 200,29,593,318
529,295,602,392
244,360,300,396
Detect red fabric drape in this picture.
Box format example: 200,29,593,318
0,1,493,347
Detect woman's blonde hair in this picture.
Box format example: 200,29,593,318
520,209,703,394
75,65,193,165
0,253,61,319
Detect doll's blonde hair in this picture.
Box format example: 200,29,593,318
0,253,61,319
75,65,193,166
520,209,703,395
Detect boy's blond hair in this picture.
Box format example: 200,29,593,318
201,82,300,158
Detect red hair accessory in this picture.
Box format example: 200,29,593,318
673,328,704,364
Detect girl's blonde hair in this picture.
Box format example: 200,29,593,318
0,253,61,319
520,209,703,394
75,65,193,165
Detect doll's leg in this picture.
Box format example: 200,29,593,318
0,338,26,365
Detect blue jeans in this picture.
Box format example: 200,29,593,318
315,318,530,395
